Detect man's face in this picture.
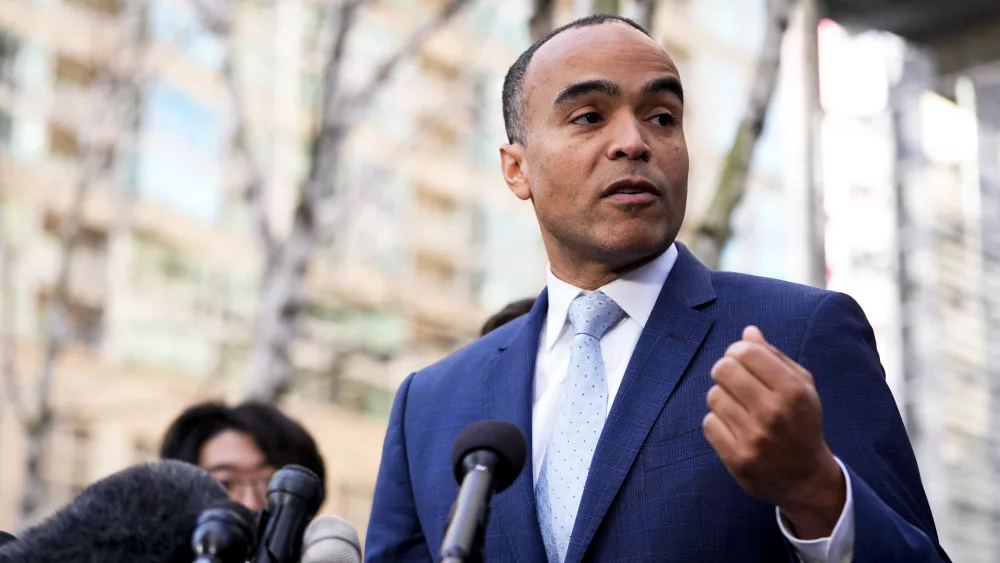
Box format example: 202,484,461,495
501,23,688,270
199,430,276,513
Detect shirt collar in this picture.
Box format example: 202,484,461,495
543,243,679,351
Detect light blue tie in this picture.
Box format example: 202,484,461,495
536,291,625,563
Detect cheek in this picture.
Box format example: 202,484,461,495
529,144,591,202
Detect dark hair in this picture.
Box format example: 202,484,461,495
159,401,326,487
480,298,536,336
502,14,650,144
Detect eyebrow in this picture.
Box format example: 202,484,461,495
552,76,684,109
641,76,684,105
552,79,621,108
204,462,270,473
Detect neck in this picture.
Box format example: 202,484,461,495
548,245,668,290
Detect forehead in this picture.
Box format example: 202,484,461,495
524,23,679,105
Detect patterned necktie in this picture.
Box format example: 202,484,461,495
536,291,625,563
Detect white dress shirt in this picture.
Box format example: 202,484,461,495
531,243,855,563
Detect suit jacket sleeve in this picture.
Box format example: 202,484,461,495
799,292,950,562
365,373,434,563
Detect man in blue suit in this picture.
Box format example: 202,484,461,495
366,14,948,563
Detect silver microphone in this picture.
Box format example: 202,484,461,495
300,515,361,563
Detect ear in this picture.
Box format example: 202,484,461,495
499,143,532,201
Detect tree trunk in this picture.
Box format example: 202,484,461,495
18,161,94,529
243,211,316,402
529,0,556,41
690,0,795,269
17,410,54,530
14,0,146,526
635,0,657,30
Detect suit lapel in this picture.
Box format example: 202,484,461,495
565,244,717,563
486,290,548,563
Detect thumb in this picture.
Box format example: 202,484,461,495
742,325,768,345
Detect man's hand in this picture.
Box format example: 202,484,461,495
702,326,846,539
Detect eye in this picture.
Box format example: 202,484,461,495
572,112,603,125
650,113,676,127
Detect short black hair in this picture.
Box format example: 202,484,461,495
502,14,651,145
480,298,536,336
159,401,326,488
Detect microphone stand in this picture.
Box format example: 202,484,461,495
440,453,497,563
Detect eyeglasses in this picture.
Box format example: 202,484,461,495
209,469,276,506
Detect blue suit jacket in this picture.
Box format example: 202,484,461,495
366,245,949,562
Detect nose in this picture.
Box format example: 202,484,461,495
606,116,651,162
231,484,266,513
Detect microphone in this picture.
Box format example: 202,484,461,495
0,460,227,563
191,499,257,563
300,515,361,563
252,464,325,563
440,420,527,563
0,532,14,548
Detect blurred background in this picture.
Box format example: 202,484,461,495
0,0,999,560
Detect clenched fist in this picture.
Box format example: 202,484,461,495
702,326,846,539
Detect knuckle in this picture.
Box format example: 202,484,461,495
786,380,813,405
727,342,753,362
712,358,734,382
730,449,755,473
761,401,788,429
706,385,722,409
747,427,769,451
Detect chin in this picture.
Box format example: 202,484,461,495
597,232,672,264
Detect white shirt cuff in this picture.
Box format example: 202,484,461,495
776,457,855,563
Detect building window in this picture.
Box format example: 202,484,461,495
137,80,223,222
54,54,97,87
415,250,455,284
48,122,79,158
418,52,460,82
65,0,122,17
414,185,456,215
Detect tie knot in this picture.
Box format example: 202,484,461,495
567,291,624,339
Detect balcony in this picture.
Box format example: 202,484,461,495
824,0,1000,73
824,0,1000,42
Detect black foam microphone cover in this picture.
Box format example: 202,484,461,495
450,420,527,492
192,499,257,563
252,464,325,563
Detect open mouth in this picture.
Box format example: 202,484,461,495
601,178,661,205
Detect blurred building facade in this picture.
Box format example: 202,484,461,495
0,0,544,534
817,15,1000,563
0,0,796,538
12,0,990,554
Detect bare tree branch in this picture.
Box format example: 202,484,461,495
189,0,232,35
529,0,556,41
0,171,27,429
16,0,149,528
342,0,475,116
189,0,276,262
690,0,795,269
244,0,475,402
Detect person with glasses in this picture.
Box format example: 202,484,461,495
159,401,326,513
